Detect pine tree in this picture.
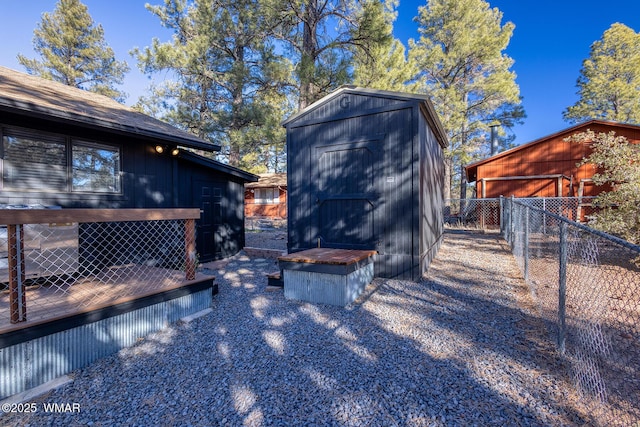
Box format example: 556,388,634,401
351,0,417,92
567,130,640,245
409,0,524,199
133,0,292,170
17,0,129,102
564,23,640,124
274,0,389,109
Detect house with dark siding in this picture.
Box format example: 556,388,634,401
0,66,257,262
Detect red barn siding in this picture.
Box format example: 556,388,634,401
245,187,287,218
467,121,640,199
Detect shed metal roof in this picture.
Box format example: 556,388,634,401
282,86,448,149
0,66,220,152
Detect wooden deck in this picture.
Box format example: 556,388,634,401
278,248,377,265
0,265,213,334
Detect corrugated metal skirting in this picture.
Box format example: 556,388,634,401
0,289,212,400
284,263,374,306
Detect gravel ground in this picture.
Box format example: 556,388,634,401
2,230,592,427
245,229,287,251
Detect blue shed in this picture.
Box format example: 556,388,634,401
282,87,447,280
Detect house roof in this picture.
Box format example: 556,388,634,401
282,86,448,149
0,66,220,152
245,173,287,189
465,119,640,182
179,151,258,182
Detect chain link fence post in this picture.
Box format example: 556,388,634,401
524,207,529,283
499,196,504,234
542,198,547,234
509,196,515,246
557,221,568,355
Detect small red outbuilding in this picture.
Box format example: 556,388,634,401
244,173,287,219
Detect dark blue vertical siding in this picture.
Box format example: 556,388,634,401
0,117,249,262
285,90,444,280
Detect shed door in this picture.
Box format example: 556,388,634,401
313,138,382,249
192,180,224,262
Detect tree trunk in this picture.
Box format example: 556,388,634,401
460,164,467,200
444,157,452,201
228,44,245,167
459,95,468,201
298,0,319,110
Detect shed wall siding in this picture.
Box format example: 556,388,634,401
287,91,444,280
289,106,417,277
419,115,444,275
294,93,408,127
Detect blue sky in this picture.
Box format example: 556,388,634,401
1,1,640,145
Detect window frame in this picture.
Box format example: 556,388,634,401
1,126,123,195
254,187,280,205
1,127,68,192
71,139,122,194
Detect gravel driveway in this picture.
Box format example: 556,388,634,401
2,231,591,426
245,229,287,251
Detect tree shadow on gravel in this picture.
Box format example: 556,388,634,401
184,235,594,426
2,235,599,427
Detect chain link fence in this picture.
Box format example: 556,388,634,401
502,197,640,426
444,198,501,229
445,197,597,230
0,209,199,328
510,196,597,223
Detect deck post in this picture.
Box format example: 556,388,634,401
8,224,27,323
185,219,197,280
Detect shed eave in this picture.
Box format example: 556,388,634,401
281,86,351,126
418,102,448,149
283,86,443,129
179,151,258,182
281,86,449,149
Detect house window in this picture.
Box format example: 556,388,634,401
2,129,67,191
72,141,121,193
254,187,280,204
1,127,121,193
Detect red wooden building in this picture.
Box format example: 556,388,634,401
465,120,640,200
244,173,287,219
